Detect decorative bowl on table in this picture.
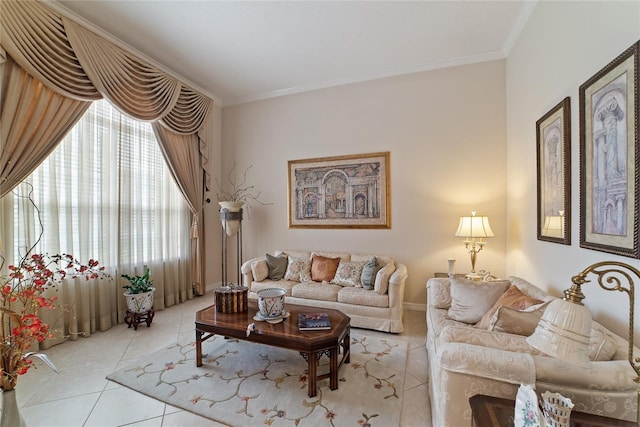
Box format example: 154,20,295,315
256,287,286,318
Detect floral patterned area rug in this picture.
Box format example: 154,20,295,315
107,332,407,426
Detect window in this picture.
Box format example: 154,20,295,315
9,99,190,270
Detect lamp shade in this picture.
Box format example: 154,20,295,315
526,298,592,366
454,214,494,238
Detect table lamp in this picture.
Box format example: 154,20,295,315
454,211,494,279
526,261,640,425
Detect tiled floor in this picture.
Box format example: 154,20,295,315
16,294,430,426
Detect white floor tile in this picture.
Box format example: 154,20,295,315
83,387,165,426
21,393,100,427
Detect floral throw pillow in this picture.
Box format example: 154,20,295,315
332,260,366,287
284,256,312,282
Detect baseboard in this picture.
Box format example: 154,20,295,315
404,302,426,312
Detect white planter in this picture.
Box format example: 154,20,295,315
219,201,244,236
124,288,155,313
257,287,286,318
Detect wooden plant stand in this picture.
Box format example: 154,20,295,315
124,309,155,330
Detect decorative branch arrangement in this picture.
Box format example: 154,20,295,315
214,163,271,207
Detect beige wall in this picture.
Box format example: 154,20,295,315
506,1,640,338
211,61,507,308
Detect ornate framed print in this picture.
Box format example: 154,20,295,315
537,97,571,245
287,152,390,229
579,41,640,258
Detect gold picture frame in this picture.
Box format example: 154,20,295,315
287,152,390,229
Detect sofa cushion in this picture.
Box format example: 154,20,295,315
374,262,396,295
291,281,341,302
360,257,383,290
332,260,366,287
337,286,389,308
250,280,297,296
311,251,351,261
284,256,312,281
251,259,269,282
475,284,543,330
276,249,311,260
447,277,510,324
310,255,341,282
428,278,452,309
350,253,394,266
265,253,288,280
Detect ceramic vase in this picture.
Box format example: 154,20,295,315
447,259,456,275
1,390,26,427
219,201,244,237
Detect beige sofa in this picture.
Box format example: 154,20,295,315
426,275,637,427
240,249,407,333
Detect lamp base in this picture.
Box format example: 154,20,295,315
465,272,484,281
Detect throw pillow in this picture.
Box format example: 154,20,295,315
250,259,269,282
475,284,543,330
265,253,288,281
284,256,311,281
374,262,396,295
332,260,366,287
447,277,510,324
360,257,383,290
310,255,341,282
489,301,550,336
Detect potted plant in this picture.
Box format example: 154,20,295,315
122,268,155,314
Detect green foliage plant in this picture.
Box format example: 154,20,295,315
121,268,154,294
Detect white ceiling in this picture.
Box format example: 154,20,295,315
51,1,536,106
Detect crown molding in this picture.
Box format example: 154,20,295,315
502,0,538,56
225,49,506,106
44,1,224,106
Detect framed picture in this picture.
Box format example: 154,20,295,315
288,152,390,229
579,41,640,258
537,97,571,245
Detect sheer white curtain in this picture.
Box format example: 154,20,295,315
2,99,192,347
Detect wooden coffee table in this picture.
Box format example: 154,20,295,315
195,300,351,398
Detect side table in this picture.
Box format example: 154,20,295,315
470,394,636,427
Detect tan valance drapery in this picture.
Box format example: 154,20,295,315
1,0,212,295
0,55,92,195
1,0,213,134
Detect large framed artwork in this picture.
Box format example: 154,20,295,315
288,152,390,229
579,40,640,258
537,97,571,245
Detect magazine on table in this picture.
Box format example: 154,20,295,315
298,313,331,330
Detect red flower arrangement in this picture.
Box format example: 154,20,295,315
0,252,109,391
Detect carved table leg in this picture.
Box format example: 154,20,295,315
307,351,317,397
